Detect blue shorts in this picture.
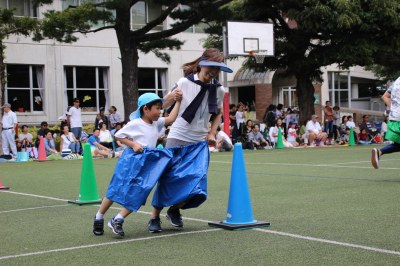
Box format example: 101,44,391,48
105,141,209,211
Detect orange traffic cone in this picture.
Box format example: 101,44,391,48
37,136,47,162
0,179,10,190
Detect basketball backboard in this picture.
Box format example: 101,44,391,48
226,21,274,57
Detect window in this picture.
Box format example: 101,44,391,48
184,23,207,34
328,72,350,107
5,65,44,112
279,86,298,108
65,66,110,113
131,0,163,31
0,0,38,17
138,68,167,98
180,5,207,33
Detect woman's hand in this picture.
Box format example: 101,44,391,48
207,133,216,146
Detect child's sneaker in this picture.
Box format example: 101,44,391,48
148,217,162,233
93,217,104,236
371,148,380,169
107,217,125,237
166,207,183,227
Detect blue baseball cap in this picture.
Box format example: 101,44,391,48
129,93,164,120
198,60,233,73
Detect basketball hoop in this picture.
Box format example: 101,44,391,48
249,50,268,64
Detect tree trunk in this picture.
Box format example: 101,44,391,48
118,41,139,121
115,6,139,121
296,75,315,124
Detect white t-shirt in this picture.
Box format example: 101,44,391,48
115,117,165,148
2,111,17,128
99,129,113,142
18,133,33,142
235,111,245,128
216,130,232,145
68,106,82,128
346,121,356,128
61,132,76,150
167,74,225,143
269,126,282,143
306,120,322,135
287,128,297,142
387,77,400,121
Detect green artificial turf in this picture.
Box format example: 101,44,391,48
0,145,399,265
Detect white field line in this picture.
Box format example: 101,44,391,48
211,160,400,170
331,158,399,165
0,228,221,261
1,191,400,258
255,228,400,256
0,204,68,214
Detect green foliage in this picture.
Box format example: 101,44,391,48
34,3,114,43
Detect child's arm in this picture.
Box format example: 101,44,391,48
164,100,181,126
94,141,109,151
117,138,143,153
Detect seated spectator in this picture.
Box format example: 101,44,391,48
88,128,114,158
99,122,114,149
346,115,356,129
110,122,126,150
269,118,293,148
94,107,109,129
60,125,81,155
359,114,376,135
248,124,268,149
287,122,299,147
306,115,328,147
358,128,370,145
339,116,348,135
17,125,33,150
36,121,50,147
215,127,233,152
44,131,58,156
337,127,351,145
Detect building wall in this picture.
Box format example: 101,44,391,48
3,2,239,125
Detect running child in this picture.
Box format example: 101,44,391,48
93,92,182,237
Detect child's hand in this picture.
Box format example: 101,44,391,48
132,142,143,153
173,88,183,102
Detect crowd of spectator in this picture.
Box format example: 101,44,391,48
1,98,390,160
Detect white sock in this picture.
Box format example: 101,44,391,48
95,211,104,220
115,213,124,220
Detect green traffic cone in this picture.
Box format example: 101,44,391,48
276,128,284,149
349,127,356,146
68,143,102,205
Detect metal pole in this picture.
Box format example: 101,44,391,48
222,25,230,135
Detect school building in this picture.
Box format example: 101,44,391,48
3,0,384,126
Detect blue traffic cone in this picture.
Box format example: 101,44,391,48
208,143,270,230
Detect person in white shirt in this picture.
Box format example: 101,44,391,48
99,122,114,149
346,115,356,128
60,125,80,155
235,104,246,129
287,122,299,147
150,48,233,231
17,125,33,150
1,103,18,158
93,92,181,237
215,126,233,152
306,114,328,147
108,106,122,129
67,98,83,140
